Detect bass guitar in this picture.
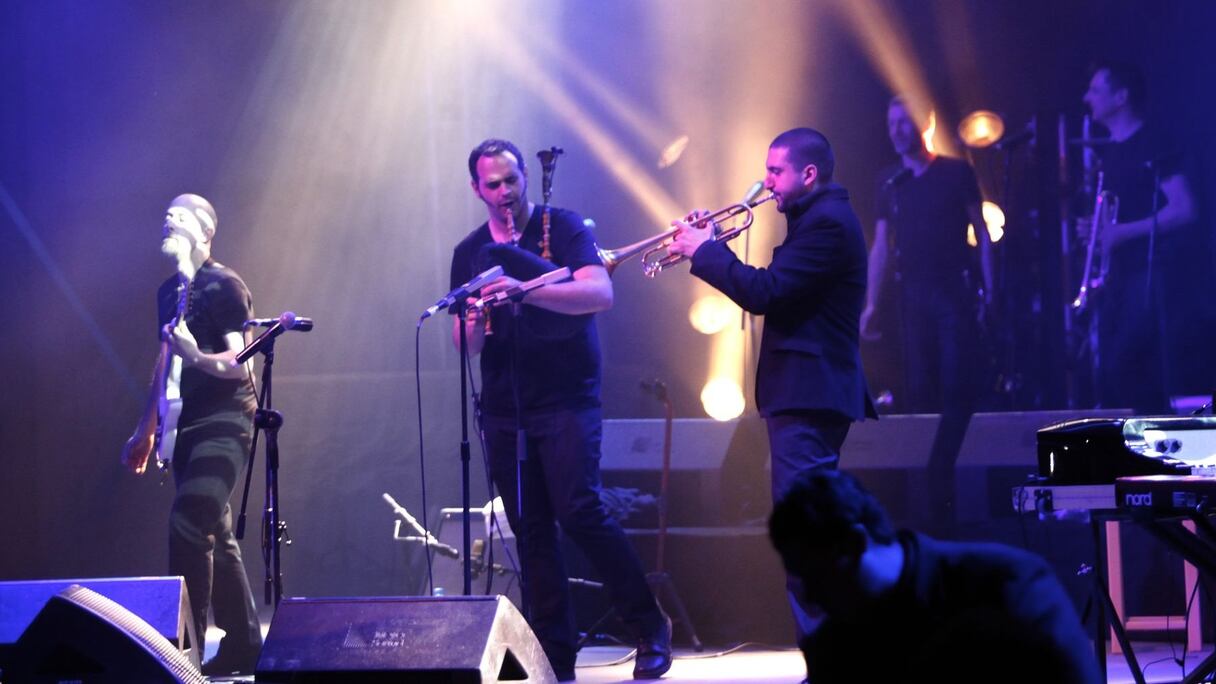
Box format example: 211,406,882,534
121,277,189,474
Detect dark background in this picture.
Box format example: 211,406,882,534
1,0,1213,633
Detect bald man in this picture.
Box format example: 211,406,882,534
122,194,263,675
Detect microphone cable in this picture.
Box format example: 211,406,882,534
462,346,523,596
414,320,436,596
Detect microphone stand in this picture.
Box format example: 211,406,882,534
643,380,703,651
890,176,913,412
1146,162,1172,410
439,268,570,599
234,336,289,607
457,299,474,596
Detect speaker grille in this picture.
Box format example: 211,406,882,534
57,584,206,684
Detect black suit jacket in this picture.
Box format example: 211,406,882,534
690,183,875,420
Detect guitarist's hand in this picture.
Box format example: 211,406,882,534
165,322,200,366
121,430,153,475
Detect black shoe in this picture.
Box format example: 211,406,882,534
633,615,672,679
200,648,260,677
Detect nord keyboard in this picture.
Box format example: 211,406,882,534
1116,475,1216,514
1037,416,1216,484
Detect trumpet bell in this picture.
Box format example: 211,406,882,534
596,186,775,278
597,227,679,277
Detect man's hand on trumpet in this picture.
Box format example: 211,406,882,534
668,209,716,259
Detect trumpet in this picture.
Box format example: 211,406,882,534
598,182,775,277
1071,171,1119,313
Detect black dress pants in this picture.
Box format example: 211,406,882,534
169,408,262,658
482,407,664,676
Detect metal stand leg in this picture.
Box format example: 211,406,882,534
647,571,703,652
1094,518,1146,684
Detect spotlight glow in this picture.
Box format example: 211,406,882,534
700,377,745,421
967,200,1006,246
922,110,938,156
688,294,737,335
465,19,684,227
958,110,1005,149
657,134,691,169
826,0,958,157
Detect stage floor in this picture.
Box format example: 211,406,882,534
209,634,1214,683
571,643,1213,683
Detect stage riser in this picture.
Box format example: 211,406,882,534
602,410,1133,530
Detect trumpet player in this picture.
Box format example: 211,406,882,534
448,139,671,681
669,128,876,641
1080,60,1196,411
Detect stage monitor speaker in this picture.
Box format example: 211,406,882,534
601,417,769,526
6,584,205,683
843,414,942,527
255,595,555,683
0,576,198,671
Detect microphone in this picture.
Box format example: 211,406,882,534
741,181,765,205
420,265,503,321
640,378,668,401
245,316,314,332
537,146,564,169
233,311,300,364
883,168,913,188
994,119,1036,151
382,493,459,559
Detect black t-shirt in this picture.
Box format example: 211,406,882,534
1096,123,1181,224
1095,123,1186,280
877,156,981,293
449,206,603,416
158,259,256,422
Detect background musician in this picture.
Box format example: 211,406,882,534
1081,60,1197,412
122,193,262,676
449,139,671,681
668,128,876,639
861,96,992,531
861,96,992,414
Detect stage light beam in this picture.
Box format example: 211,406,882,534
922,110,938,156
688,294,738,335
967,200,1005,246
701,377,745,422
